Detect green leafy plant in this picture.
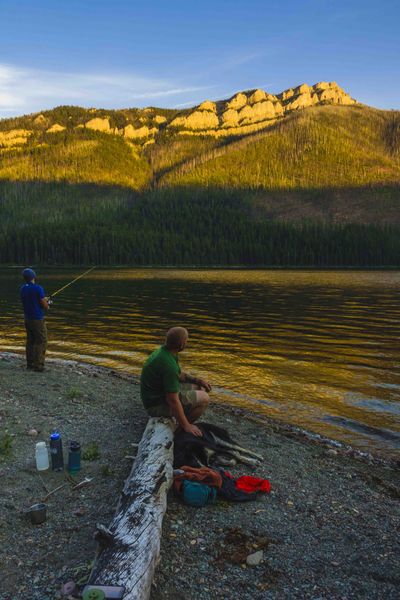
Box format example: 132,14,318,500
82,441,100,461
0,431,13,458
100,464,112,477
72,560,94,585
66,387,82,400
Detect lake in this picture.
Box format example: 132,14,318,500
1,268,399,459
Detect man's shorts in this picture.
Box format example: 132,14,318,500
146,383,198,418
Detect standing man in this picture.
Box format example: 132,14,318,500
20,268,49,372
140,327,211,437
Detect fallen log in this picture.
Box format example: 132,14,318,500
88,417,175,599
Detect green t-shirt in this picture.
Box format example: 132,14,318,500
140,345,181,409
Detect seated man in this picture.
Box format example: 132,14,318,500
140,327,211,437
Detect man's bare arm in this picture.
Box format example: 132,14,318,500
166,392,202,437
40,297,49,310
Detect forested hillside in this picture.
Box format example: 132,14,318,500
162,107,400,189
1,182,399,266
0,82,399,266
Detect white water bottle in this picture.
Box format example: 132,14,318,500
35,441,49,471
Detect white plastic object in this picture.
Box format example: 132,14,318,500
35,441,49,471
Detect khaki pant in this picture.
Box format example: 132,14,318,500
25,319,47,370
146,383,198,417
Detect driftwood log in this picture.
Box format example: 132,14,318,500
88,418,175,599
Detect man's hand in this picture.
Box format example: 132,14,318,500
40,297,49,310
166,392,203,437
184,423,203,437
197,378,212,393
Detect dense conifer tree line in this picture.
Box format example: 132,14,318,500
0,182,398,266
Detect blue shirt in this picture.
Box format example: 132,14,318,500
20,283,46,320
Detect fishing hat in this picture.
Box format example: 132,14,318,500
22,268,36,281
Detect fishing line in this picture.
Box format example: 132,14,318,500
49,266,96,300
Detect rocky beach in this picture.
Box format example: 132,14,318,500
0,353,399,600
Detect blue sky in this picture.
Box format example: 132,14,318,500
0,0,399,117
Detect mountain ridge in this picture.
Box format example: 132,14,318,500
0,81,355,149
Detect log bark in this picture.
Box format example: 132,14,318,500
88,417,175,599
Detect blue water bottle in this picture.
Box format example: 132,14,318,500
68,441,81,474
50,431,64,471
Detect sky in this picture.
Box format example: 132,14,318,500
0,0,399,118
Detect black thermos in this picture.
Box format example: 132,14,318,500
50,431,64,471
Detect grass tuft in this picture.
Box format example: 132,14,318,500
0,431,13,459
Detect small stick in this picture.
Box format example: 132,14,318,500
72,477,93,490
43,482,68,502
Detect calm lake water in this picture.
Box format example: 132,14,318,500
1,268,399,458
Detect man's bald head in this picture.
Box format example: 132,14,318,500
165,327,189,351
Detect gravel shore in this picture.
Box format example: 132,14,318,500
0,354,399,600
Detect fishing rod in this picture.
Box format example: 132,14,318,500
48,266,96,301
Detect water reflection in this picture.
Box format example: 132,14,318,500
1,268,399,458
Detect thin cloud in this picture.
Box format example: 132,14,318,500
175,101,197,108
198,48,277,79
0,63,214,117
127,86,214,100
222,51,266,70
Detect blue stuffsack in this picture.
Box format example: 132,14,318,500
182,480,217,507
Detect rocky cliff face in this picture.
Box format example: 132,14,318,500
0,81,356,150
0,128,32,147
169,81,355,136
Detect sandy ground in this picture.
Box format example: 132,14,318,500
0,353,399,600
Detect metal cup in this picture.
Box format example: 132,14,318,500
27,503,47,524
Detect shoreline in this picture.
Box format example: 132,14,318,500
2,265,400,271
1,354,399,599
1,351,397,470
